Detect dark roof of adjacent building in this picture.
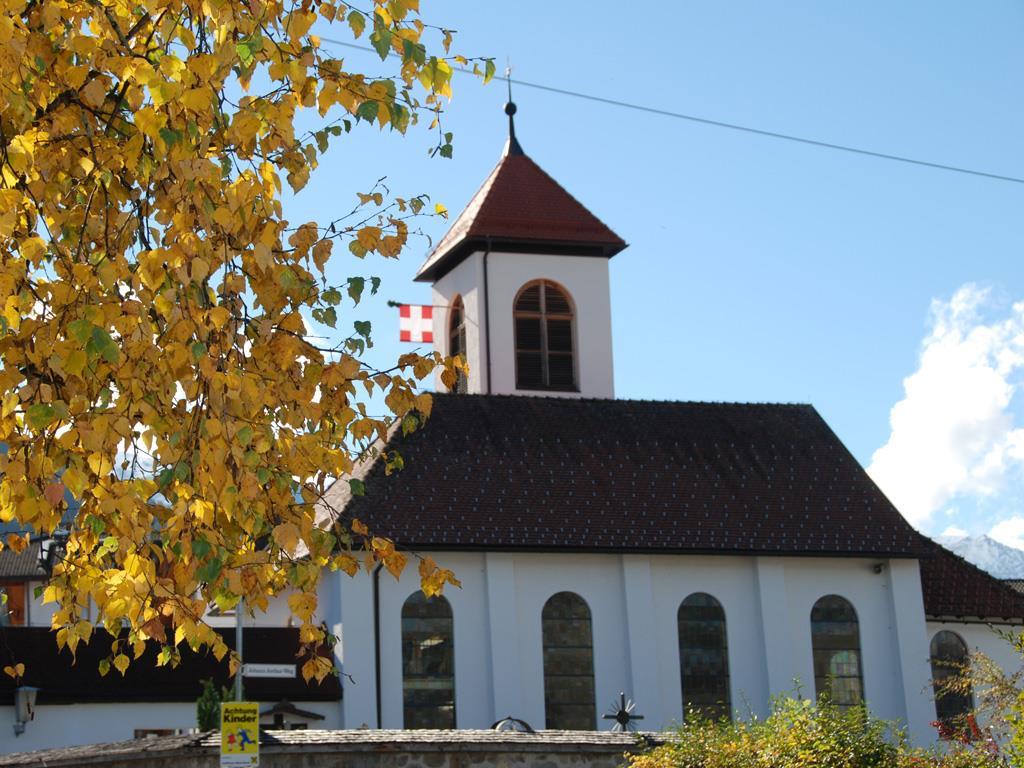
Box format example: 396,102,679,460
919,538,1024,622
327,394,926,557
0,627,340,705
414,139,626,283
0,541,47,580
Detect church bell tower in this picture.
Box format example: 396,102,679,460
417,101,626,399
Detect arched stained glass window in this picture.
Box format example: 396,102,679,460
678,593,731,720
514,281,576,391
402,592,455,728
448,295,467,393
542,591,595,729
931,630,973,727
810,595,864,708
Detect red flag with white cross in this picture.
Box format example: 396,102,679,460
399,304,433,343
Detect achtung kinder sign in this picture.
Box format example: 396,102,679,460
221,702,259,767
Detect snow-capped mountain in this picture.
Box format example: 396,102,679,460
935,534,1024,580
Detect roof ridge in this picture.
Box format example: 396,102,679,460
429,392,815,408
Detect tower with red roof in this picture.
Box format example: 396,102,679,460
418,101,626,398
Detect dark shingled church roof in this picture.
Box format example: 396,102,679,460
325,393,1024,622
330,394,925,557
414,139,626,283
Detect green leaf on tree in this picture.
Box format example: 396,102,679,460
25,403,56,429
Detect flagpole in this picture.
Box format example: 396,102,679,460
387,300,453,310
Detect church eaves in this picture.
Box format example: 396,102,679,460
414,105,626,283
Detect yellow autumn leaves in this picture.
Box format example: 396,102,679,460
0,0,476,682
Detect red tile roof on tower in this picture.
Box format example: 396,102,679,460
415,110,626,283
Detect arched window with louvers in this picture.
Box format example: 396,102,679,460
514,280,576,391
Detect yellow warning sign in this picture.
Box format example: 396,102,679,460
221,701,259,767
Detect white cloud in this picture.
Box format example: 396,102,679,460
868,284,1024,527
940,525,968,539
990,517,1024,550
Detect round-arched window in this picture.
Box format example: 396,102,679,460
810,595,864,708
678,593,731,720
542,591,595,729
514,281,576,391
930,630,973,727
402,592,455,728
448,296,467,393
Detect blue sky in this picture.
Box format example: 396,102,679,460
290,2,1024,542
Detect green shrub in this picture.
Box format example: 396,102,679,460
196,678,231,732
627,697,1005,768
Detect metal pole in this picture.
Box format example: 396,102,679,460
235,596,244,701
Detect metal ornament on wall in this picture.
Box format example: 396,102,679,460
602,692,644,732
491,716,535,733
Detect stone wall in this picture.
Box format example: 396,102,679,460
0,729,647,768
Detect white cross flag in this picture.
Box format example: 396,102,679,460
399,304,433,343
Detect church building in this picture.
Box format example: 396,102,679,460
324,102,1024,744
0,104,1022,753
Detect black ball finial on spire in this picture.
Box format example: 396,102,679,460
503,70,524,156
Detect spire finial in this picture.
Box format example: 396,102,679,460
503,63,523,156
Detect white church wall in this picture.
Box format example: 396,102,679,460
647,555,766,726
486,253,614,399
776,558,937,745
509,553,631,730
338,564,377,728
777,559,908,723
885,559,935,746
340,551,939,740
431,253,486,393
428,250,614,398
374,552,500,729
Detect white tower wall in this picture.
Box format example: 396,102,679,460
432,250,614,399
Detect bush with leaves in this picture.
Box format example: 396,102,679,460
627,696,1006,768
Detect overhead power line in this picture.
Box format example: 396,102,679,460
321,38,1024,187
